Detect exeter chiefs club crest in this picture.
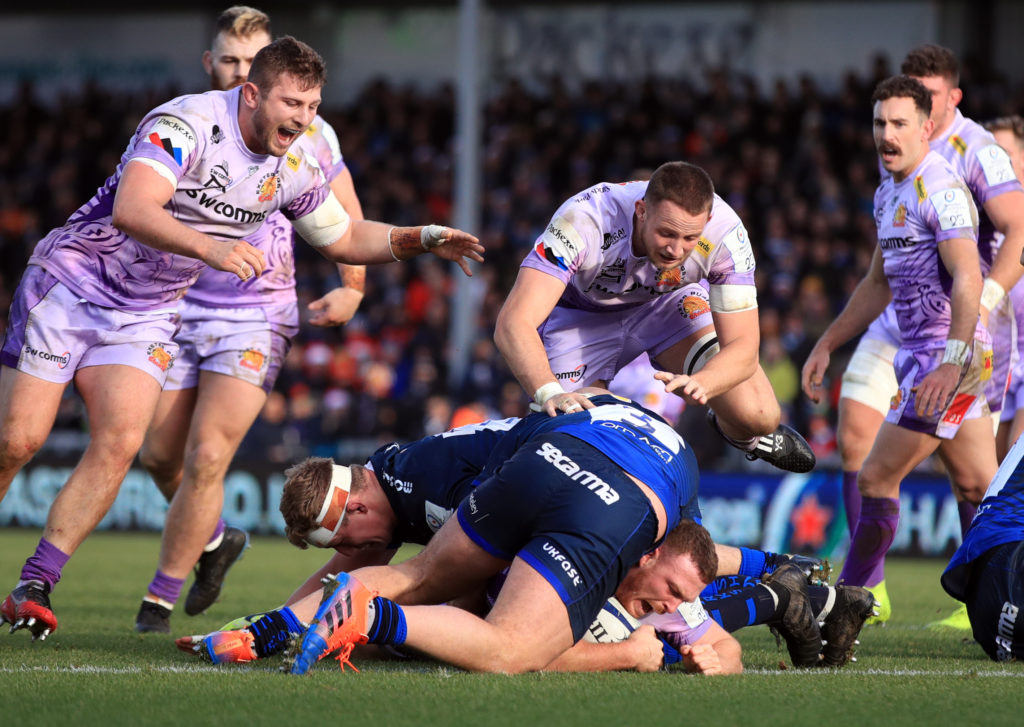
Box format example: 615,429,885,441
655,268,682,289
892,202,907,227
678,295,710,320
257,173,279,203
147,344,174,372
239,348,266,372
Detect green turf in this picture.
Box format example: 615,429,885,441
1,528,1021,726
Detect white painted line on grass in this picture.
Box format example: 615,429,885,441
1,664,1022,677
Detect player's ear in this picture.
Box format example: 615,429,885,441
950,87,963,108
201,50,214,76
240,81,260,109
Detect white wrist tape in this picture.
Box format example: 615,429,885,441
304,464,353,547
980,278,1006,312
534,381,566,406
942,339,970,367
420,225,449,250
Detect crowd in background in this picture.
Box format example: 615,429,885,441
1,53,1021,469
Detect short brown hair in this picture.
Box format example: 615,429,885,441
985,116,1024,147
213,5,271,44
645,162,714,216
279,458,365,549
871,75,932,119
901,44,959,87
248,35,326,93
661,519,718,583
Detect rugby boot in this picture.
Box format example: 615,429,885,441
776,554,832,587
926,603,971,632
745,424,816,473
819,585,877,667
707,411,816,473
185,526,250,616
135,599,172,634
176,629,258,664
1,580,57,640
864,580,892,625
283,573,376,675
763,562,823,667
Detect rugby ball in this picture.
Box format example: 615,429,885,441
583,597,640,643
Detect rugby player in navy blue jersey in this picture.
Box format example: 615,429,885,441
176,392,872,672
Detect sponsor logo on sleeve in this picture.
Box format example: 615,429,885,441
949,134,967,156
424,501,455,533
696,236,713,257
286,152,300,172
210,124,224,144
722,224,754,273
147,116,197,166
978,144,1017,186
930,188,971,232
914,175,927,202
535,216,584,271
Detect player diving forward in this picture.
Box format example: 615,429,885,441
494,162,815,474
178,393,874,671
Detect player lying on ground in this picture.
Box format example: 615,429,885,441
177,393,875,671
942,431,1024,661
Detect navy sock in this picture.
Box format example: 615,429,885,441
366,596,407,646
737,547,768,578
247,607,304,658
704,584,781,632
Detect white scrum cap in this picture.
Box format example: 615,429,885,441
304,464,352,547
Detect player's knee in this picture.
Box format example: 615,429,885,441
138,441,181,483
950,479,987,506
0,429,46,470
855,465,895,498
183,439,232,485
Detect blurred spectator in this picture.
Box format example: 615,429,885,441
6,63,1023,468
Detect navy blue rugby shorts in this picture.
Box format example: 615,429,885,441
456,432,677,641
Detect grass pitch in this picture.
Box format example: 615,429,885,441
1,528,1021,727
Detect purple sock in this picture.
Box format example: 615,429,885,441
842,471,862,537
147,570,185,605
957,500,977,536
207,519,226,548
838,496,900,587
20,538,71,591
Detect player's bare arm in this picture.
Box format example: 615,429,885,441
112,161,266,280
308,169,367,326
802,247,892,402
680,620,743,675
656,306,760,406
914,236,983,417
543,625,665,673
979,189,1024,324
495,267,595,416
302,205,483,276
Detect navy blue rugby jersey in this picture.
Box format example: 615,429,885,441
367,417,519,547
